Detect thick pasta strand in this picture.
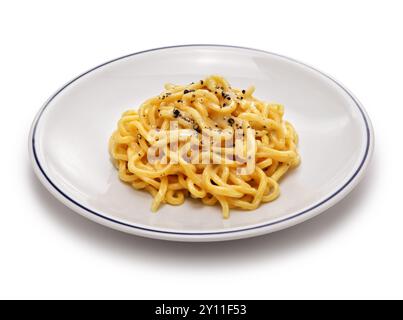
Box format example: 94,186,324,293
109,75,300,218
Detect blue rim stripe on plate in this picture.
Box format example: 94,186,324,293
32,44,371,236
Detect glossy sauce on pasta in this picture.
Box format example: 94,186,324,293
109,75,300,218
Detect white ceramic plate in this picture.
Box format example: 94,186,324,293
29,45,374,242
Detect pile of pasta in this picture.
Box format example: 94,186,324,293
109,75,300,218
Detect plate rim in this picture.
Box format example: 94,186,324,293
29,44,374,241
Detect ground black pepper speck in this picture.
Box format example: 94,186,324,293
173,109,180,118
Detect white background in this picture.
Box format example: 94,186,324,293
0,0,401,300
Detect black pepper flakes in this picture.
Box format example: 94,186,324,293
200,80,204,85
193,123,200,132
173,109,180,118
184,89,190,94
227,118,235,125
242,90,246,94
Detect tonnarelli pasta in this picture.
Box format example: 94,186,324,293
109,75,300,218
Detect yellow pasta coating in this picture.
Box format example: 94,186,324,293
109,75,300,218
